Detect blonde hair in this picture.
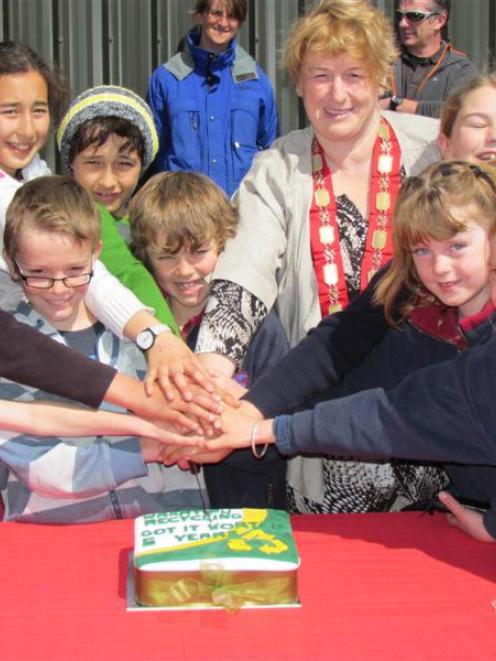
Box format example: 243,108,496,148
129,171,238,265
374,160,496,324
4,175,100,259
440,73,496,139
282,0,397,87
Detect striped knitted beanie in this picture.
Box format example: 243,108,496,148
57,85,159,171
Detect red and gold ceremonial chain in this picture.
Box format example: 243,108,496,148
309,117,402,316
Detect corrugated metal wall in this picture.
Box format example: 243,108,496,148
1,0,494,168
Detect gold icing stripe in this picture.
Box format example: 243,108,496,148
135,568,298,610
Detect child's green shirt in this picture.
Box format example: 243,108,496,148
97,203,179,335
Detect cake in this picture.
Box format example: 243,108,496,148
133,508,300,610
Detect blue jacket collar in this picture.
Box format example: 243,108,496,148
165,27,258,83
188,28,235,72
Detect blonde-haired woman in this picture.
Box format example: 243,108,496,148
195,0,444,513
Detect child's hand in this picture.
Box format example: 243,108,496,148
141,418,207,447
145,332,216,401
438,491,495,543
163,445,233,468
128,380,220,434
139,434,206,463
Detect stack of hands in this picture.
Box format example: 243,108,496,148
134,334,493,544
132,333,269,468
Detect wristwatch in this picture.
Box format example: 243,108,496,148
136,324,172,351
389,95,404,111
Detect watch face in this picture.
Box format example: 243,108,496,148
137,329,154,350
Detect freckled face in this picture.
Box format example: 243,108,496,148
410,208,491,318
148,238,219,326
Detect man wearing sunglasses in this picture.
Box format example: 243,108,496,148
381,0,477,118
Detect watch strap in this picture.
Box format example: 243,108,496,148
389,95,403,111
149,324,172,337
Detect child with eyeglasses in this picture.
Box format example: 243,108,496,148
1,175,208,523
0,41,218,411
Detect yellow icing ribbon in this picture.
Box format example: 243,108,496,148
136,566,298,612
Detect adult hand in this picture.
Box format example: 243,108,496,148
378,96,418,114
175,406,272,463
438,491,494,543
164,446,234,469
139,416,207,447
139,436,204,463
204,369,246,408
160,401,265,465
196,352,236,378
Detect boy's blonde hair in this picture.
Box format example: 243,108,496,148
282,0,397,88
440,73,496,139
374,160,496,323
129,171,238,265
4,175,100,259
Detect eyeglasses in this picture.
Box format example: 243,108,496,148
13,259,94,289
396,10,440,23
208,9,238,22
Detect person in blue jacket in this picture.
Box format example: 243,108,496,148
146,0,278,196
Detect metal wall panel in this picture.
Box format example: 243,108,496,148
0,0,493,170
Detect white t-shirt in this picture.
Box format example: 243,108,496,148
0,157,149,336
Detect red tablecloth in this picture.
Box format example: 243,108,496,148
0,512,495,661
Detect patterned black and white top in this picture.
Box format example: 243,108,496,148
196,194,368,364
196,196,448,514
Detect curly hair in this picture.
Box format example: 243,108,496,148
282,0,397,88
129,171,238,267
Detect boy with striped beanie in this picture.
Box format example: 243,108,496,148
56,85,179,334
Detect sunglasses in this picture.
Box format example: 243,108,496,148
396,10,440,23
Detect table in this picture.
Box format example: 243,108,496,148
1,512,495,661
